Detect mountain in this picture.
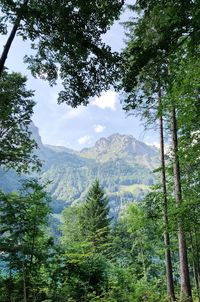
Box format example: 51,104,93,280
0,124,159,216
80,133,158,167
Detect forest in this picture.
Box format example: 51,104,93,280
0,0,200,301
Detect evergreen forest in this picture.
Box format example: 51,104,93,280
0,1,200,301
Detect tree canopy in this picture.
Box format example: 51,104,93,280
0,70,40,172
0,0,124,106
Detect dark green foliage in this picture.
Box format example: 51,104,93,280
0,0,124,106
121,0,200,94
116,1,200,300
58,182,112,301
59,180,172,301
80,180,111,252
0,1,200,300
0,179,53,301
0,70,40,172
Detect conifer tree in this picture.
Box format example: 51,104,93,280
118,3,200,300
81,180,111,252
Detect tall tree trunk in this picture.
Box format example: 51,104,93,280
194,229,200,296
139,238,147,281
7,266,13,302
171,106,192,301
158,90,176,301
0,0,29,75
23,265,27,302
190,232,200,302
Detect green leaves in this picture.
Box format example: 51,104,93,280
0,179,53,301
0,70,40,172
1,0,124,106
120,0,200,100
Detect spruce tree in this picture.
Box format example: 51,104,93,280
81,180,111,252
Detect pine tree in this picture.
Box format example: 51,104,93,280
81,180,111,252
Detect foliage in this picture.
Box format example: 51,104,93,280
0,179,53,301
120,0,200,93
0,0,124,106
0,1,200,301
80,180,111,253
0,70,40,172
116,1,200,300
58,182,141,301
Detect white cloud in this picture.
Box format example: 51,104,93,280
94,124,105,133
66,107,83,119
55,139,69,147
151,142,160,149
78,135,91,145
92,90,117,111
145,141,160,149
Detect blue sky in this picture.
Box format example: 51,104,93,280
1,3,159,150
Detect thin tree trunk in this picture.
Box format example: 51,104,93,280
30,205,38,271
0,22,19,75
0,0,29,75
139,238,147,281
23,265,27,302
171,106,192,301
190,232,200,302
194,229,200,294
7,266,13,302
158,90,176,301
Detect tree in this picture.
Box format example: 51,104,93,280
120,1,200,90
0,179,53,301
80,180,111,253
120,37,176,299
158,89,176,301
112,202,167,301
0,0,124,106
0,69,40,172
59,182,111,301
164,52,200,301
60,183,136,302
118,2,200,299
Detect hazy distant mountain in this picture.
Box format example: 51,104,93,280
80,133,158,168
0,124,159,216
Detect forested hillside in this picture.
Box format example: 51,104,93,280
0,123,158,215
0,1,200,301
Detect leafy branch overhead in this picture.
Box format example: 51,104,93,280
0,0,125,106
121,0,200,95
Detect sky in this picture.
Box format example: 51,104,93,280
1,3,159,150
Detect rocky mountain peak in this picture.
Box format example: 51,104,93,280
94,133,134,149
80,133,158,163
94,137,110,149
29,122,43,148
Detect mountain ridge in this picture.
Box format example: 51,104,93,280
0,124,159,216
